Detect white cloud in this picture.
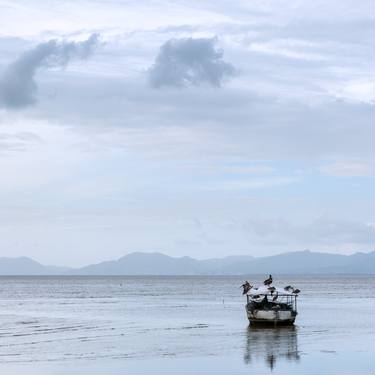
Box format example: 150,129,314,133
221,165,274,174
319,161,375,177
243,216,375,249
247,38,329,61
330,80,375,104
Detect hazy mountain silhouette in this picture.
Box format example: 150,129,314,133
0,256,71,275
0,250,375,275
222,250,375,274
69,252,255,275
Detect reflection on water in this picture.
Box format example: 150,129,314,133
244,326,300,370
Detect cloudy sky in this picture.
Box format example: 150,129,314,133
1,0,375,266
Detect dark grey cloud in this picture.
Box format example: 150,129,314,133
148,37,236,88
0,34,99,109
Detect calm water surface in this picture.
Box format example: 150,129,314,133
0,275,374,374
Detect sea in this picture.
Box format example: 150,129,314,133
0,275,374,374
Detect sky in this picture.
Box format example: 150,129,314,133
1,0,375,267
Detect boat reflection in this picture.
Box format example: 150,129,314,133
244,325,300,370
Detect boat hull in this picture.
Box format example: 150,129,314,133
246,308,296,326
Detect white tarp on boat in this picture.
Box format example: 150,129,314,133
247,285,295,296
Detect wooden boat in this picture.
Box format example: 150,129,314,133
245,285,298,326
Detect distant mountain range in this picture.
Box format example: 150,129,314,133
0,256,71,275
1,250,375,275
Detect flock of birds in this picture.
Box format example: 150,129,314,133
241,274,301,302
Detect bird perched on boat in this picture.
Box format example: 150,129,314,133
272,292,278,302
241,281,252,295
292,288,301,294
263,275,273,286
268,286,276,294
284,285,293,292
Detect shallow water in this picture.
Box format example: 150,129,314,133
0,275,374,374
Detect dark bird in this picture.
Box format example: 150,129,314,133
272,292,278,302
241,281,252,295
284,285,293,292
263,275,273,286
268,286,276,294
292,288,301,294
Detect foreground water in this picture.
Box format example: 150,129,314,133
0,276,374,374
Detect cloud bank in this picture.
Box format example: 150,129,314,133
148,37,236,88
0,34,99,109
